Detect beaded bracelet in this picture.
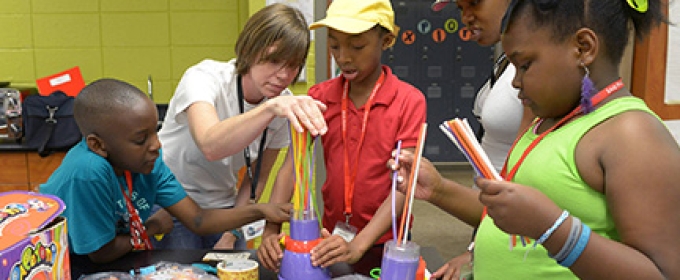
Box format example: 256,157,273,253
559,223,591,267
534,210,569,249
550,216,582,262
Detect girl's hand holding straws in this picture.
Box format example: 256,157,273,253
388,149,444,202
476,177,566,240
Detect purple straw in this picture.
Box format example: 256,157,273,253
391,140,403,241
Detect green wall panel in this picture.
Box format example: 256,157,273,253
101,13,170,47
102,47,172,81
0,15,33,48
33,48,102,82
0,50,35,84
171,46,235,80
31,0,99,13
101,0,168,12
33,14,101,48
170,12,237,46
1,0,313,103
0,0,30,14
169,0,235,11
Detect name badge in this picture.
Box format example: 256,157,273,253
332,221,358,242
241,219,266,241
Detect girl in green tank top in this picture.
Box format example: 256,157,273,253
390,0,680,279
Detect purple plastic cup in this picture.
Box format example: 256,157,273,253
279,210,330,280
290,218,319,241
380,240,420,280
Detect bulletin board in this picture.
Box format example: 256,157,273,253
631,2,680,120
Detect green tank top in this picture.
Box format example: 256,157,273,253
473,97,655,279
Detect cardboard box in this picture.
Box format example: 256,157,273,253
0,191,70,279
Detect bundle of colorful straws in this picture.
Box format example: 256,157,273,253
289,124,321,223
439,118,530,249
439,118,501,181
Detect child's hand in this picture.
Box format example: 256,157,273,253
259,203,293,223
212,231,236,250
388,149,443,202
432,251,472,280
266,95,328,136
145,208,174,236
310,228,359,267
257,232,285,272
476,177,563,239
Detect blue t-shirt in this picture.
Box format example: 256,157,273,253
40,139,186,255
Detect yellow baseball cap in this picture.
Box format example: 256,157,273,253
310,0,399,42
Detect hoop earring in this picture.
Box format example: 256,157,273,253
580,62,596,113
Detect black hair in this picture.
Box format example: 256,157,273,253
74,78,149,135
503,0,667,64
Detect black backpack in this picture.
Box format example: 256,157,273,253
22,91,81,157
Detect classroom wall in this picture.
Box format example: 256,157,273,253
0,0,315,103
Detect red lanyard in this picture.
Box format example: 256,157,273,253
342,71,386,221
121,171,153,250
499,79,624,181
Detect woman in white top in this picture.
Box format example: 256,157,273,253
472,54,525,171
424,0,535,278
156,4,327,250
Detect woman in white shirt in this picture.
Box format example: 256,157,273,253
156,4,327,250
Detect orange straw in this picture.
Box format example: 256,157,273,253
448,120,496,179
397,123,428,245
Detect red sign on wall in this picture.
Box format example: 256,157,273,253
36,66,85,97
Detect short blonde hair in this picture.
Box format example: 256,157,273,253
235,4,310,81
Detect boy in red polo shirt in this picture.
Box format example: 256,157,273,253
258,0,427,275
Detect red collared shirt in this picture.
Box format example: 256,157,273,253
308,66,427,244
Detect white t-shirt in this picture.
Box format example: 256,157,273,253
158,59,290,208
472,63,523,172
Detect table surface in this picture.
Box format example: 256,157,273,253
70,247,445,279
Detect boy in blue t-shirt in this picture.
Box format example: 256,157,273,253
40,78,292,263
